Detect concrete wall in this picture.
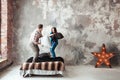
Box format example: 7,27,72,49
13,0,120,65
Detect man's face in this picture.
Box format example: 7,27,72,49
38,28,43,32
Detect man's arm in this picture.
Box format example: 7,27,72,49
33,35,41,45
33,41,41,45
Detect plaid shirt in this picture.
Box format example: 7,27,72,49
30,29,42,44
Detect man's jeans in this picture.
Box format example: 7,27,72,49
30,42,39,62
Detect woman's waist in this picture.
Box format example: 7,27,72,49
51,41,58,44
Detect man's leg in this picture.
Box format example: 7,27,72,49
33,44,39,62
30,43,39,62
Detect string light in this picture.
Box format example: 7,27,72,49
92,44,114,68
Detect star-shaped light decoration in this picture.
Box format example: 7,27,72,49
92,44,114,68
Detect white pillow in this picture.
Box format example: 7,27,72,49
40,35,51,48
39,36,51,54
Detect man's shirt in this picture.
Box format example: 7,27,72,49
30,29,42,44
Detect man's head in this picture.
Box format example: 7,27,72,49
38,24,43,32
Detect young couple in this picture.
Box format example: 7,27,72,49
29,24,58,62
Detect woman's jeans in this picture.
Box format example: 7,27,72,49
50,42,58,58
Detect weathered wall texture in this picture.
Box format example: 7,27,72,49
13,0,120,65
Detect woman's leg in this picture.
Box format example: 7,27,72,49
50,42,58,58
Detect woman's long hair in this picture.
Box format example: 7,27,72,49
51,27,57,41
51,27,57,33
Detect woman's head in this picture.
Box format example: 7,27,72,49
51,27,57,33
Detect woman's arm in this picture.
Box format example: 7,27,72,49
49,34,54,37
49,32,56,37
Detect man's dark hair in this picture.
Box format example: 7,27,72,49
38,24,43,29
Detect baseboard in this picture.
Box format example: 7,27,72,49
0,61,13,71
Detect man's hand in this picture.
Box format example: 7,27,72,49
37,42,41,45
33,41,41,45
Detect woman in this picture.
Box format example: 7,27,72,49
50,27,58,58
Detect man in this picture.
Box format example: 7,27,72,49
29,24,43,62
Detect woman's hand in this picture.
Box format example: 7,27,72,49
49,33,56,37
49,34,54,37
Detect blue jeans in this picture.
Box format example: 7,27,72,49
50,42,58,58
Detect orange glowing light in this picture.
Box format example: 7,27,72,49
98,54,100,57
99,59,102,62
106,54,109,57
92,44,114,68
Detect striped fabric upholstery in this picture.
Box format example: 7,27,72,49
20,61,65,71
